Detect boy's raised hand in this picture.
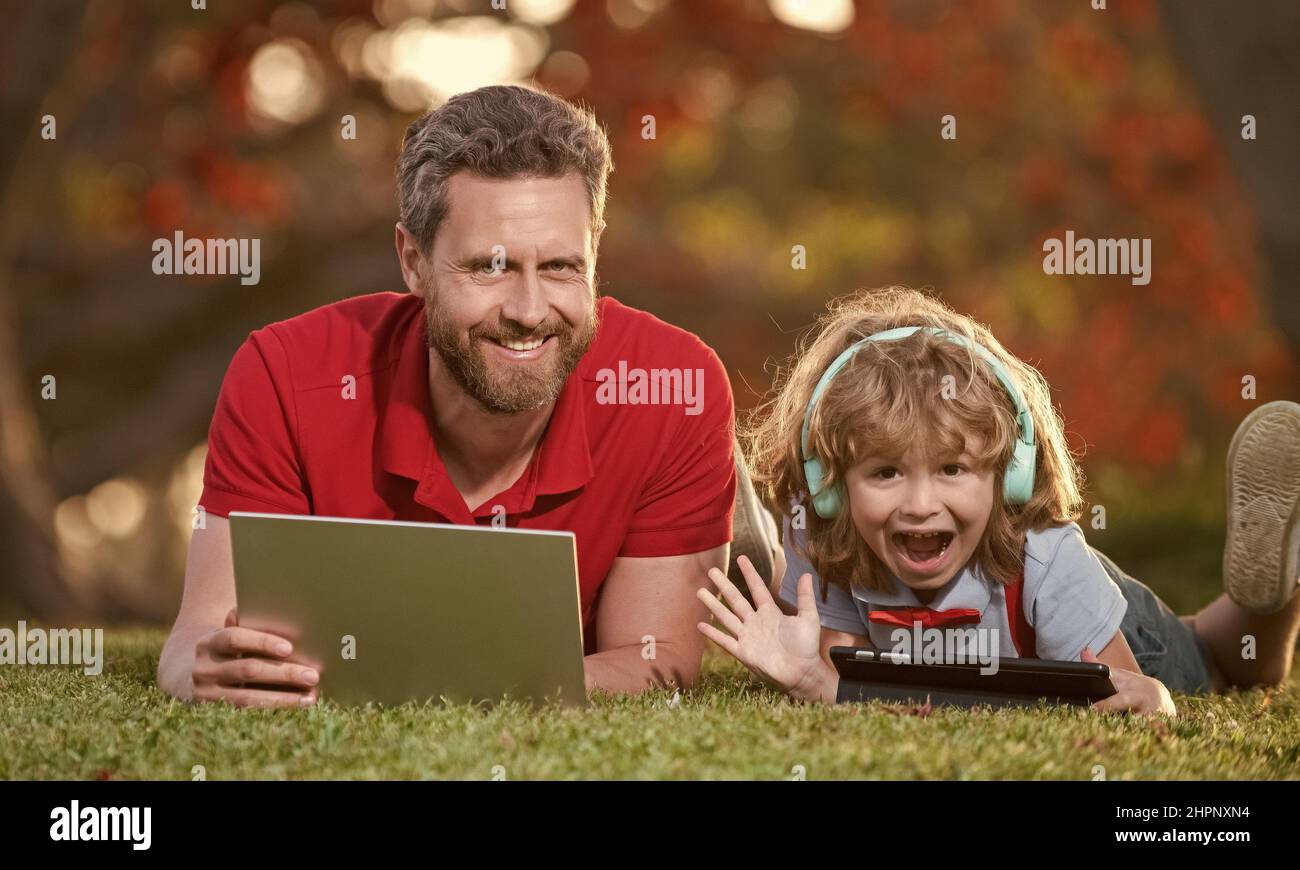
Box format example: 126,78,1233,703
696,556,836,702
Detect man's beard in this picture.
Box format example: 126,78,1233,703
424,292,599,414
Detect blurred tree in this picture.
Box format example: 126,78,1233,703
1159,0,1300,359
0,0,1292,620
0,0,92,619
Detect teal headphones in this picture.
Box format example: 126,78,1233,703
800,326,1037,518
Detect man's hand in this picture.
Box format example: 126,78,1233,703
696,556,836,703
159,516,317,707
190,608,320,708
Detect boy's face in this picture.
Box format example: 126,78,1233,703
844,439,996,596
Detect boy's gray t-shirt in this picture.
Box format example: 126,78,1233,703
778,519,1127,661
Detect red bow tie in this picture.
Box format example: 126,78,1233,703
867,607,981,630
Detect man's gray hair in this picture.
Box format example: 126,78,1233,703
396,84,613,254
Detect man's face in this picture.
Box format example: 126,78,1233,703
413,171,598,414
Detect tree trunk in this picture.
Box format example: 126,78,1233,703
0,0,95,619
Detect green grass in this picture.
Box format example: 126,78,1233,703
1,628,1298,780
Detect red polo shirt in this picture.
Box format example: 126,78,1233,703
200,292,736,650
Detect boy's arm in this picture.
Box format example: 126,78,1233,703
1093,629,1141,673
1088,630,1177,716
819,628,868,671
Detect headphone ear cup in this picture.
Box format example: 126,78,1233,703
811,482,844,519
803,456,842,519
1002,440,1037,505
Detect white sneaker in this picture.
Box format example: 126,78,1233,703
1224,401,1300,613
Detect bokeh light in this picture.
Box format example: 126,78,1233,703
768,0,853,35
246,38,326,125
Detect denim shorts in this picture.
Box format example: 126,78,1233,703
1090,547,1215,695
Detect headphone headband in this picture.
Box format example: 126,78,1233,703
800,326,1038,517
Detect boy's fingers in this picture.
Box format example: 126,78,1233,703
1091,689,1132,714
224,607,238,628
696,587,745,637
696,621,739,658
794,573,818,621
736,555,775,608
707,567,755,619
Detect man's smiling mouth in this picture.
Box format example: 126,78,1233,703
484,334,555,356
493,336,547,351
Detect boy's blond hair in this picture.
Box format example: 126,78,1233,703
743,287,1084,598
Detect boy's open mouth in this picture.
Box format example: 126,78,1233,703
891,530,955,573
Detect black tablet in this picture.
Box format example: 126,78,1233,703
829,646,1117,709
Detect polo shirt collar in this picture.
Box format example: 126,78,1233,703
379,303,594,512
851,560,992,614
379,305,435,482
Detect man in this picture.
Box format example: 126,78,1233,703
157,85,737,707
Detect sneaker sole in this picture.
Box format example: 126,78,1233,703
1224,401,1300,614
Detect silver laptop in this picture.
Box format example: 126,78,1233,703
229,512,587,707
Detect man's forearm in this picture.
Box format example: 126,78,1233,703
157,629,199,700
583,642,702,695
